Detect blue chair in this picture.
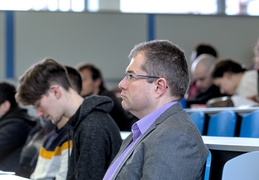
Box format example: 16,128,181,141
221,151,259,180
189,111,205,134
239,110,259,138
207,111,236,137
204,151,212,180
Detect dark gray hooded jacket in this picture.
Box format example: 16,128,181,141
66,95,122,180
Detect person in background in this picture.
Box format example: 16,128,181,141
17,118,55,178
103,40,208,180
189,42,218,64
186,54,225,108
251,38,259,70
15,58,122,180
0,82,36,172
212,58,258,106
77,63,137,131
188,42,218,100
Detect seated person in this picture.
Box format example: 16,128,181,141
16,58,122,180
188,42,218,99
17,118,55,178
0,82,36,172
212,59,258,107
77,62,137,131
17,66,82,179
187,54,225,108
251,38,259,70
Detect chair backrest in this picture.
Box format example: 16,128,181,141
189,111,205,134
240,110,259,138
204,151,212,180
207,110,236,137
221,151,259,180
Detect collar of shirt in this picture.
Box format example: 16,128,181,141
131,101,178,142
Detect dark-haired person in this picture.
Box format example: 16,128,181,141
16,59,122,180
0,82,36,172
190,42,218,63
212,59,258,106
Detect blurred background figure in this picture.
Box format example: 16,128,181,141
188,42,218,100
77,63,137,131
251,38,259,70
0,82,36,172
212,58,258,107
186,54,225,108
190,42,218,64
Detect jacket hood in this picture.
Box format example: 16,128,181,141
80,95,114,116
68,95,114,128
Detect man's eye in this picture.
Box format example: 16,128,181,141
129,74,134,78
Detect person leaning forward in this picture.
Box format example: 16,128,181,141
15,58,122,180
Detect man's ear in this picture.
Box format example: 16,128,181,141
94,78,102,88
154,78,168,98
49,85,62,99
1,101,11,113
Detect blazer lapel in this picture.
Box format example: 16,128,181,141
112,102,183,179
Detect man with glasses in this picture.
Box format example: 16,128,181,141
15,58,122,180
103,40,208,180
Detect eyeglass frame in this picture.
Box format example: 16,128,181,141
32,88,51,110
33,96,44,110
124,72,160,82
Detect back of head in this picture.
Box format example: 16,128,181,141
77,62,106,91
195,43,218,58
211,59,246,79
190,43,218,63
191,54,217,73
65,66,82,94
0,82,18,108
16,58,72,106
129,40,189,99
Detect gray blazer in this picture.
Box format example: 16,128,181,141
110,102,209,180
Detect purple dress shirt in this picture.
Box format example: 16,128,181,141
103,101,178,180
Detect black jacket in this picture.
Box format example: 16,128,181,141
0,106,36,172
186,85,225,108
66,95,122,180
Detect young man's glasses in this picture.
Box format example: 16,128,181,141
124,72,160,82
33,97,43,110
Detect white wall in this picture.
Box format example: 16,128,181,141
0,12,5,81
1,11,259,89
156,14,259,68
15,11,147,89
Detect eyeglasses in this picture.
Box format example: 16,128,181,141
124,72,160,82
33,97,43,110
